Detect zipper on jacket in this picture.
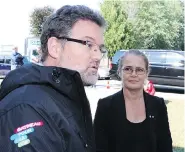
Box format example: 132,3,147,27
78,132,89,149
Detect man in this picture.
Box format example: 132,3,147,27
11,46,24,70
0,5,106,152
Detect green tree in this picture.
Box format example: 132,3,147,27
132,0,184,50
100,0,184,56
100,0,134,57
172,0,184,50
30,6,54,37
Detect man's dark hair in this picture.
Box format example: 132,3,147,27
40,5,106,62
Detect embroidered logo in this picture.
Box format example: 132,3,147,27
10,128,34,141
15,121,43,133
14,135,28,144
10,121,43,148
18,139,31,148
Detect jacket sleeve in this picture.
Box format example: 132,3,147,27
0,103,66,152
94,99,109,152
156,98,173,152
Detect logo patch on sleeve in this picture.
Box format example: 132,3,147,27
15,121,43,133
10,121,43,148
18,139,31,148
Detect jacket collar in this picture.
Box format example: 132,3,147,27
0,63,84,102
113,89,156,118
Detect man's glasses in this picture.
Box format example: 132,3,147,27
56,36,107,55
122,66,146,75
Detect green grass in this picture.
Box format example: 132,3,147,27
166,99,184,152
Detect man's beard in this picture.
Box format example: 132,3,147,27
80,70,98,86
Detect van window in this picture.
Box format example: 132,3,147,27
166,52,184,65
112,50,125,64
148,52,166,64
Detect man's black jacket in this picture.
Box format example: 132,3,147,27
0,64,95,152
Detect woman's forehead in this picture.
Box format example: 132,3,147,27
123,54,146,67
124,54,145,62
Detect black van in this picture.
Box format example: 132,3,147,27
109,50,184,90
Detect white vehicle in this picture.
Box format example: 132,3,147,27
98,53,111,80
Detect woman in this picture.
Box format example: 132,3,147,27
94,50,172,152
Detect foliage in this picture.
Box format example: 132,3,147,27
100,0,184,57
100,0,135,57
30,6,54,37
133,0,184,50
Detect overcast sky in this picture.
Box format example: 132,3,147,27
0,0,101,53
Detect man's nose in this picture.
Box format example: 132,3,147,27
91,48,102,61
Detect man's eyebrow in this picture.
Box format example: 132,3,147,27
84,36,105,47
84,36,95,41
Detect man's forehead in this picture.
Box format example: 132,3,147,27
71,20,104,38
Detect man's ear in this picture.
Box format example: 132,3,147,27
47,37,60,59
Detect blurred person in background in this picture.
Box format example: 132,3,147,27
11,46,24,70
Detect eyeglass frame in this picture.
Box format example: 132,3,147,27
55,36,107,55
122,66,147,75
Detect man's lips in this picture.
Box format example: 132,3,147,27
91,66,98,70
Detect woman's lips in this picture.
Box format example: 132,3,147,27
128,80,139,83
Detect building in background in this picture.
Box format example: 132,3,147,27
0,45,14,56
24,37,41,60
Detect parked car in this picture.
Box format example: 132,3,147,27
0,55,30,78
109,49,184,90
0,55,11,78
